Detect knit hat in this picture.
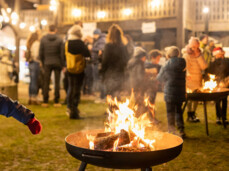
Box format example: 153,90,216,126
68,25,82,39
134,47,147,59
93,28,101,35
165,46,180,58
212,47,224,56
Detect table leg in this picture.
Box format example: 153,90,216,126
182,100,188,115
203,101,209,136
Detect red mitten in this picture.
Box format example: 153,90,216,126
27,118,42,135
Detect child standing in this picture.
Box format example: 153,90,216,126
157,46,186,138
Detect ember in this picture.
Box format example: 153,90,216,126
86,95,156,152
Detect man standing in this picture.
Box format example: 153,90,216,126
39,25,64,107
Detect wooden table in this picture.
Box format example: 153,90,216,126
182,88,229,136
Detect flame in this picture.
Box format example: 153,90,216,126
87,93,156,151
203,74,217,92
86,135,95,150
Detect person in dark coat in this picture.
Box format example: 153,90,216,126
91,29,106,102
205,47,229,125
145,49,162,124
65,25,91,119
39,25,64,107
0,94,42,134
127,47,147,117
100,24,128,98
157,46,186,138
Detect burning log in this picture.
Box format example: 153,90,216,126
94,129,130,150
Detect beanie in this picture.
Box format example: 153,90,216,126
212,47,224,56
93,28,101,35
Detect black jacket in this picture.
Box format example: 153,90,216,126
206,58,229,82
157,57,186,103
101,43,128,79
39,34,64,67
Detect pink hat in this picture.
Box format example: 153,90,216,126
213,47,224,56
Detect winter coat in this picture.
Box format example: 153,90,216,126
30,40,40,62
91,33,106,64
101,43,128,95
0,94,34,124
183,52,208,90
127,57,145,91
206,58,229,83
39,34,64,67
157,57,186,103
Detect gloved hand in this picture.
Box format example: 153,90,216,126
27,117,42,135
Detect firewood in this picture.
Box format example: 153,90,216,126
94,129,130,150
95,132,113,138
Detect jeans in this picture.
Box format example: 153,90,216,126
29,61,40,97
67,72,84,116
215,97,227,120
166,101,184,132
43,65,61,103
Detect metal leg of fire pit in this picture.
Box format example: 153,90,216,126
141,167,152,171
79,162,87,171
203,101,209,136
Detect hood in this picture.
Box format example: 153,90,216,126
46,34,58,41
127,57,142,70
166,57,186,72
133,47,147,59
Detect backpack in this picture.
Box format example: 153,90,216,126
65,41,85,74
25,49,32,62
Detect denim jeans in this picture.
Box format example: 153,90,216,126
29,61,40,97
43,65,61,103
166,101,184,132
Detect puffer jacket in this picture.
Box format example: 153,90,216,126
183,52,208,90
157,57,186,103
39,34,64,67
0,94,34,124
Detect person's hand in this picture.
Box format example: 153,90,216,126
27,118,42,135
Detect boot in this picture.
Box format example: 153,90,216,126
187,112,200,122
69,108,81,119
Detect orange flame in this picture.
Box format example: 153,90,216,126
203,74,217,92
87,94,156,151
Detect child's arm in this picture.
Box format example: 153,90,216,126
0,94,42,134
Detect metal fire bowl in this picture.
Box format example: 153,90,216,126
187,88,229,101
65,129,183,169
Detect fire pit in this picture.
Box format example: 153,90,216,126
65,96,183,170
65,129,183,171
183,88,229,135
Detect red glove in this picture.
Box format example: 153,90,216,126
27,118,42,135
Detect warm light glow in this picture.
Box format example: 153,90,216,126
203,74,217,91
203,7,209,14
19,22,26,29
49,5,57,11
29,26,35,32
4,16,9,23
0,15,3,22
41,19,48,26
150,0,160,8
6,8,11,13
87,93,156,151
72,8,81,17
123,8,132,16
11,20,17,25
97,11,106,19
11,12,18,20
50,0,57,6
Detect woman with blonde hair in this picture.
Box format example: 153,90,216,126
101,24,128,98
26,31,41,105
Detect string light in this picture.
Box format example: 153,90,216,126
41,19,48,26
97,11,106,19
29,26,35,32
19,22,26,29
72,8,81,17
123,8,132,16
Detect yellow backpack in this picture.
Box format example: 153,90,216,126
65,41,85,74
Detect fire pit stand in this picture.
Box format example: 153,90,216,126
182,88,229,136
65,130,183,171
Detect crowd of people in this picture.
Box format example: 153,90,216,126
25,22,229,138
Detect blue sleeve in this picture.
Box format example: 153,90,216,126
0,94,34,124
